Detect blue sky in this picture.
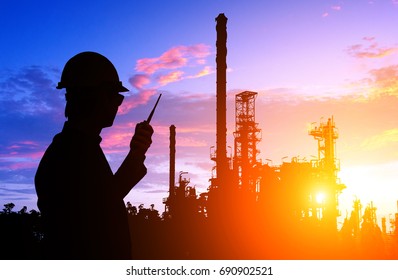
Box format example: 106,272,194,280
1,1,398,226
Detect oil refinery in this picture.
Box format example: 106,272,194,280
127,13,398,260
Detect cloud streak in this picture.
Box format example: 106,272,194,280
346,37,398,59
361,128,398,151
0,66,65,175
123,44,213,115
322,4,342,17
118,89,158,114
129,74,151,90
360,65,398,98
369,65,398,90
0,66,63,116
158,70,184,86
0,147,43,171
188,66,214,79
135,44,211,74
331,5,342,11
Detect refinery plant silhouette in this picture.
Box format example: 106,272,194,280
1,13,397,260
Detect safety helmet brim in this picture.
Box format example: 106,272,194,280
56,51,130,93
56,81,129,92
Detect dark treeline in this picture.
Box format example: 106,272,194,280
1,202,398,260
0,203,42,259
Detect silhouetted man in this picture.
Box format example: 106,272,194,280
35,52,153,259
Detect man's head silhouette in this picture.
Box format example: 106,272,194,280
57,51,128,129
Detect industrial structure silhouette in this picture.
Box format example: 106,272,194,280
1,13,398,260
154,13,398,259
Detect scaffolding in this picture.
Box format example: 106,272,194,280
233,91,262,192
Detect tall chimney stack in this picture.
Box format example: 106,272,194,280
215,13,228,188
169,125,176,196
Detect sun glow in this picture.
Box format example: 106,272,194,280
316,192,326,204
338,162,398,223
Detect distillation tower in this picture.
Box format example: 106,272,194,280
309,116,345,231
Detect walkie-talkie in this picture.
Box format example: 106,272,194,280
146,93,162,124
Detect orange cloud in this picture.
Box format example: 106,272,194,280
368,65,398,97
346,37,398,59
158,71,184,86
157,66,213,86
190,66,213,78
370,65,398,86
360,129,398,151
135,44,211,74
344,65,398,101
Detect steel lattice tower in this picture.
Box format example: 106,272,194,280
233,91,261,191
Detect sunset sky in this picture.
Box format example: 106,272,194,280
1,0,398,228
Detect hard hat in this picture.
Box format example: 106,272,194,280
56,51,129,92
